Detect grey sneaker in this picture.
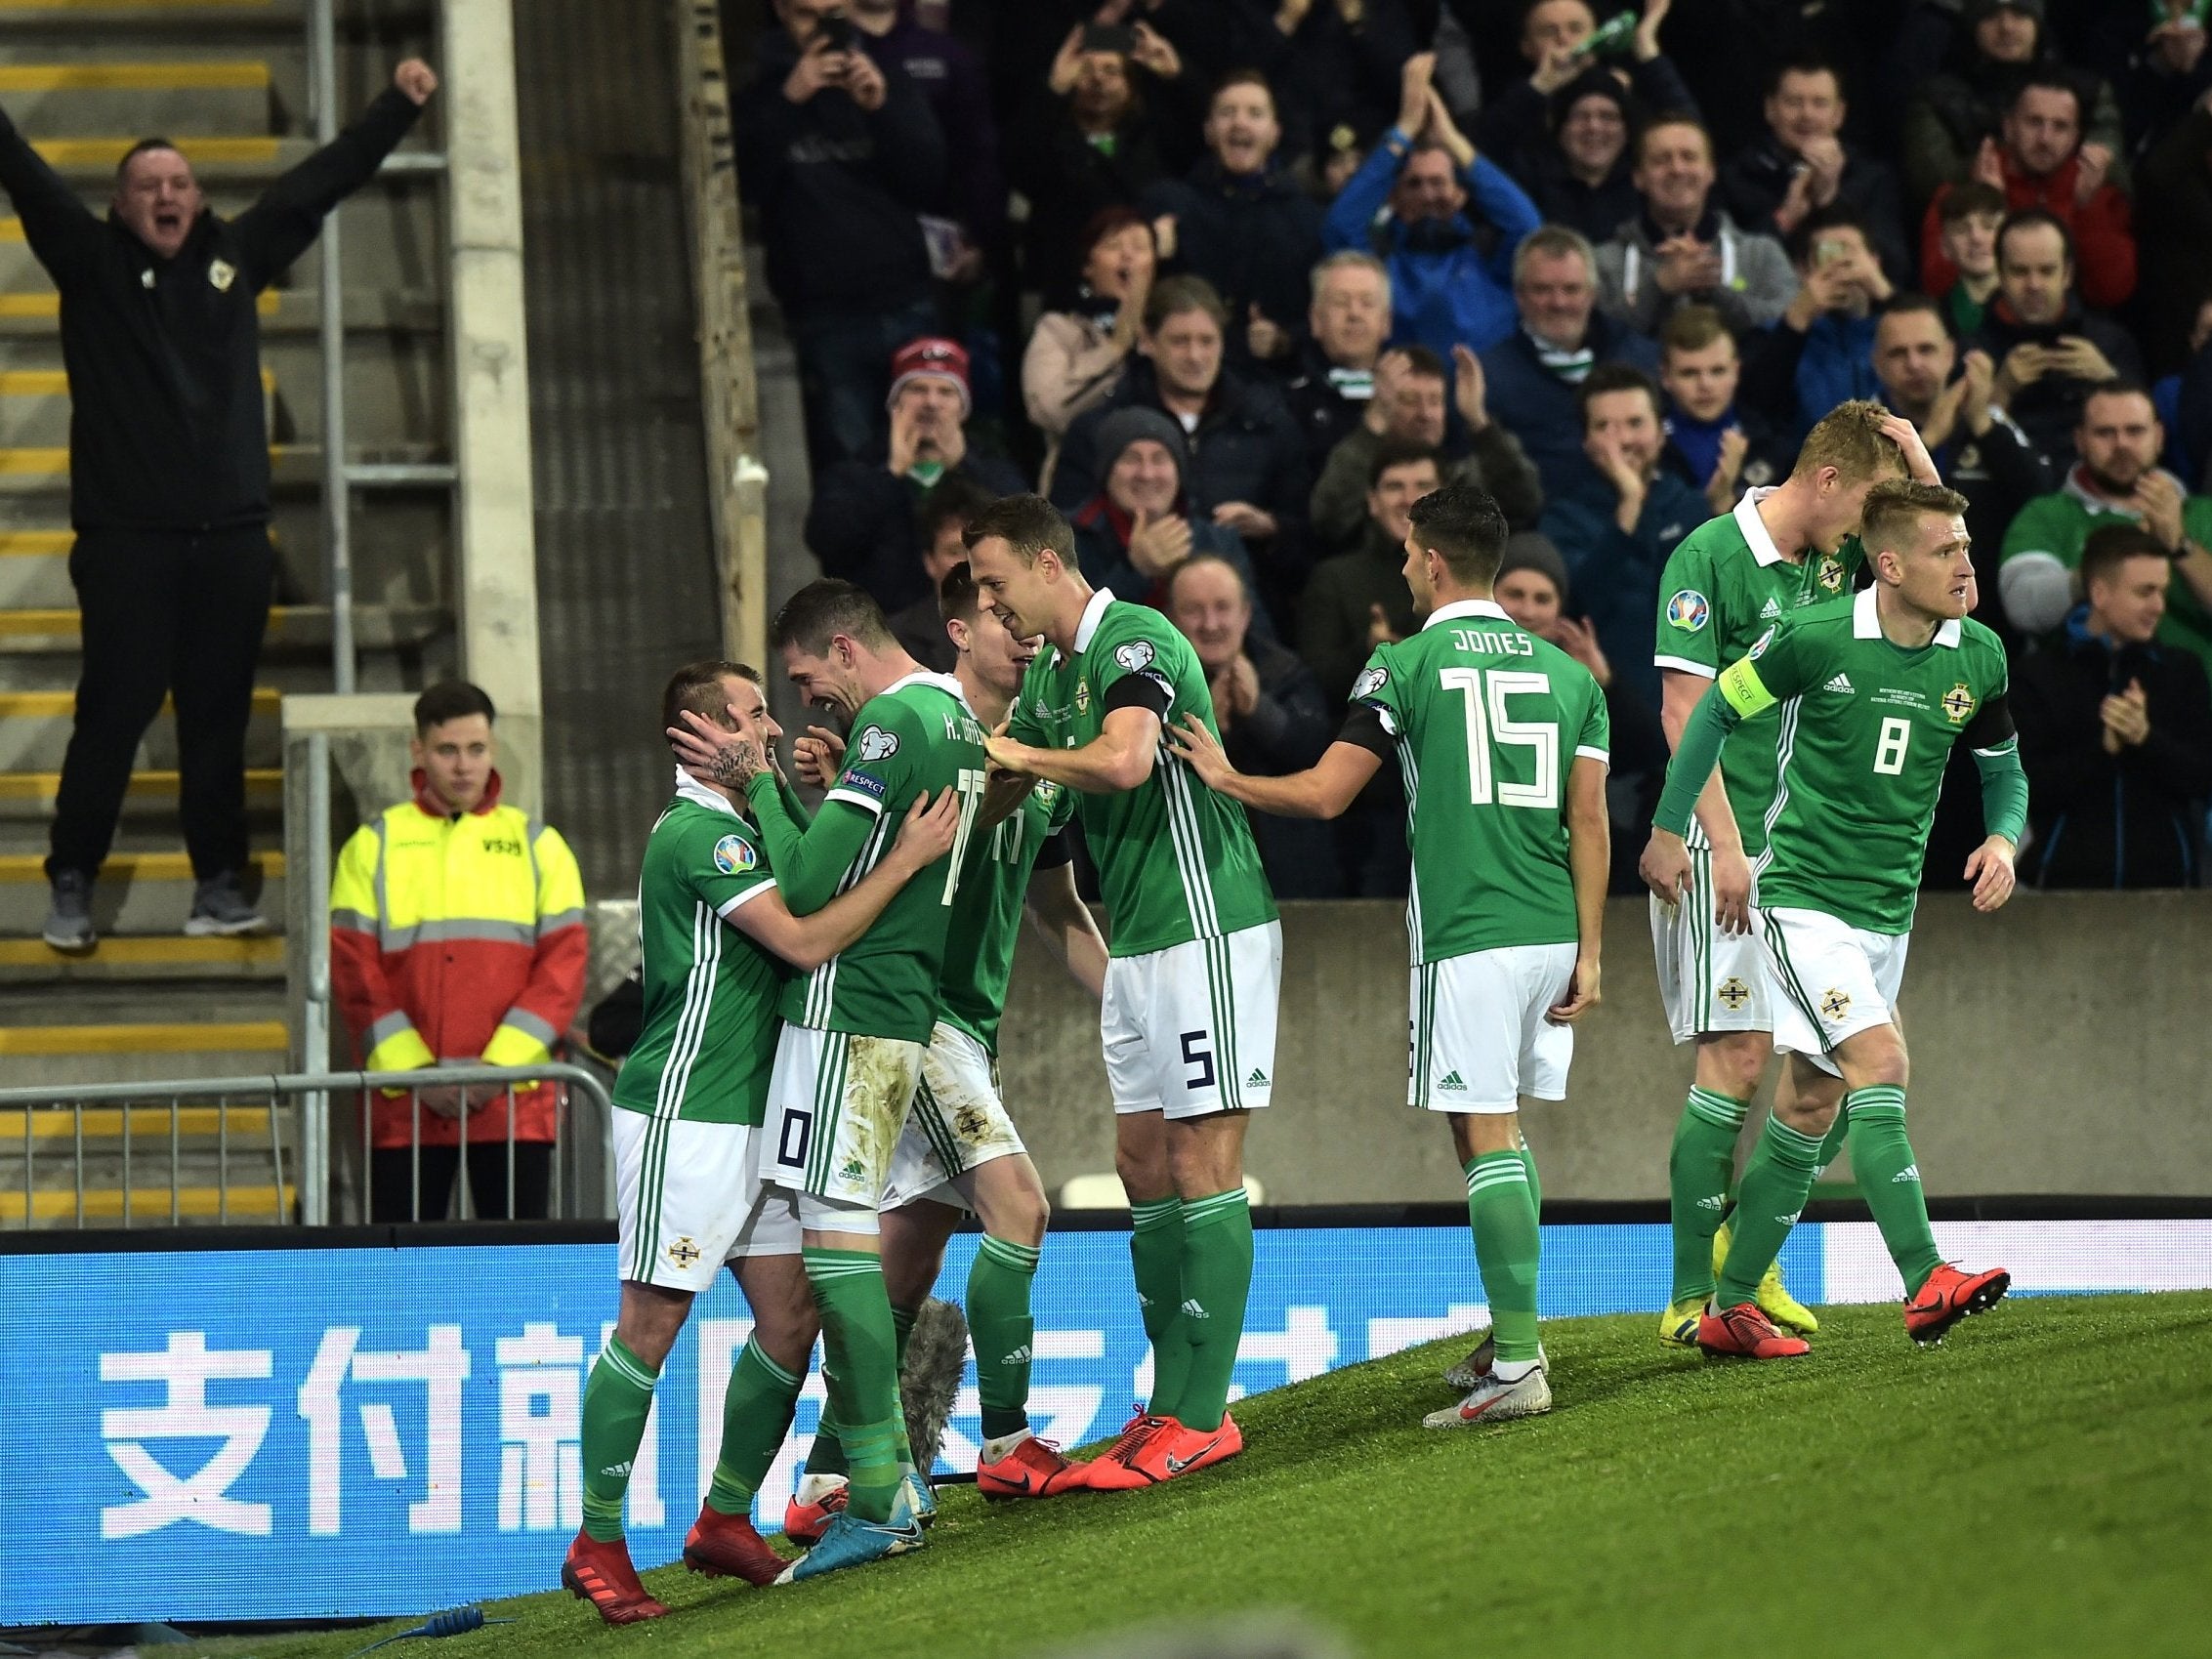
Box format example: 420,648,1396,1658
42,868,96,952
184,870,268,936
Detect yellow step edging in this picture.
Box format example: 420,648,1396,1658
0,600,293,636
0,1103,274,1140
0,934,283,968
0,366,271,396
0,685,282,716
0,0,271,10
0,62,270,93
0,850,284,881
33,136,279,168
0,441,293,477
0,1020,286,1055
0,292,280,319
0,767,282,803
0,530,72,556
0,1183,292,1223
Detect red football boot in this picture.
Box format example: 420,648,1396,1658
1086,1412,1242,1488
1697,1301,1812,1359
562,1530,670,1625
682,1503,786,1585
782,1473,849,1546
976,1432,1092,1499
1904,1263,2011,1344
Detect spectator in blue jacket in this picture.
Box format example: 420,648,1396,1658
1537,363,1704,706
1479,225,1662,503
1321,52,1541,360
1143,69,1325,371
1737,205,1890,442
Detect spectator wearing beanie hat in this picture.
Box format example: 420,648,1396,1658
1068,406,1270,625
804,335,1025,611
1505,67,1655,246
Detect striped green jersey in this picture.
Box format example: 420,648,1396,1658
612,774,785,1126
1715,590,2015,933
937,773,1074,1055
1653,490,1861,857
1007,589,1277,957
1355,598,1609,964
784,672,989,1043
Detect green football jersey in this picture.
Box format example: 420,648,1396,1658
785,672,990,1043
1653,492,1860,857
612,776,786,1126
937,772,1075,1054
1007,590,1277,957
1355,598,1610,964
1715,589,2015,933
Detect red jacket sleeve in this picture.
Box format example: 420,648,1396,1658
2069,183,2137,311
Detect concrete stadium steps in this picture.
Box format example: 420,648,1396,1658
0,932,283,979
0,283,441,336
0,766,281,818
0,60,274,136
0,0,432,31
0,600,443,651
0,362,273,447
0,1008,286,1085
0,684,284,771
0,846,284,932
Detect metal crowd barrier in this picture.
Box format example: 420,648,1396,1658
0,1064,611,1230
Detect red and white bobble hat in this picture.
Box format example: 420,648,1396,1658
886,336,972,416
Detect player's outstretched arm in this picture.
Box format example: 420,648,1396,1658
1550,755,1610,1024
1659,667,1753,933
987,706,1161,794
1166,713,1381,818
1024,859,1108,1001
729,790,960,968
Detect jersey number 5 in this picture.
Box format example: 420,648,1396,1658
1439,668,1559,809
941,767,988,904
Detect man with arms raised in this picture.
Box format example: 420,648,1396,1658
668,581,984,1581
1172,482,1609,1426
1649,400,1940,1349
564,661,956,1623
1642,481,2022,1355
967,494,1280,1487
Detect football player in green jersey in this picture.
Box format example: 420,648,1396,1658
1644,480,2025,1357
1648,400,1941,1348
668,580,986,1582
777,563,1110,1533
966,493,1280,1488
1173,481,1610,1428
566,662,957,1624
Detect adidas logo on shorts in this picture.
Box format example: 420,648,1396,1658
1824,672,1855,694
1893,1165,1921,1182
1439,1070,1468,1091
1246,1067,1269,1088
1181,1298,1210,1319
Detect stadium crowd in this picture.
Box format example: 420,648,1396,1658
736,0,2212,896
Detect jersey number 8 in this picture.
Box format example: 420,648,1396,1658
1439,668,1559,809
1873,716,1911,776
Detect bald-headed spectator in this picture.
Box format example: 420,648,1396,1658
1479,226,1662,503
1321,53,1541,359
1720,57,1910,284
1142,69,1324,368
1973,209,2144,468
1282,252,1395,474
886,475,995,673
1309,343,1542,554
1163,554,1337,897
1595,114,1797,338
806,337,1025,611
0,62,434,951
1919,69,2136,313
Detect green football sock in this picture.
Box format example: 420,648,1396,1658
705,1337,803,1516
969,1234,1041,1442
1466,1153,1542,1363
1174,1188,1254,1433
1714,1113,1824,1309
1814,1110,1850,1182
579,1335,659,1543
804,1246,904,1522
1129,1196,1190,1419
1842,1085,1941,1296
1669,1087,1749,1303
1521,1144,1542,1218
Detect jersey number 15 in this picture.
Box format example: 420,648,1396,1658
1439,668,1558,809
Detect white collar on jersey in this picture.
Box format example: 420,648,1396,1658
875,669,979,716
1854,584,1961,646
1073,585,1117,653
673,766,741,817
1734,487,1789,566
1422,597,1513,631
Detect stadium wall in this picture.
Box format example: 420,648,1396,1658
999,892,2212,1202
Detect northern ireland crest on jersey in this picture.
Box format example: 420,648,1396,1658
711,832,757,875
856,725,900,762
1941,682,1976,724
1666,590,1710,633
1816,554,1847,593
1113,640,1156,673
1351,665,1389,702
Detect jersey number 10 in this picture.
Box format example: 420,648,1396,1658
1439,668,1559,809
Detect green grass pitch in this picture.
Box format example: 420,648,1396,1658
192,1291,2212,1659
